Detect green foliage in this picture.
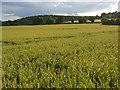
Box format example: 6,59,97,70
2,15,101,26
79,18,87,23
4,11,120,26
2,24,119,88
101,19,120,25
101,11,120,25
88,16,95,23
32,17,43,25
101,11,119,19
45,16,55,24
55,17,64,24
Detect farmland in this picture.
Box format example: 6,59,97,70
2,24,119,88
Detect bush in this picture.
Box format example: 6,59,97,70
88,16,95,23
101,18,120,25
79,18,87,23
55,17,64,24
45,18,55,24
32,17,43,25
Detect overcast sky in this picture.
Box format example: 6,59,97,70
1,0,119,21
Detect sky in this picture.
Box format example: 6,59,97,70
1,0,119,21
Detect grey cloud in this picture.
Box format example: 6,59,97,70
2,2,116,20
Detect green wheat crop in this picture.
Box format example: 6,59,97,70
2,24,119,88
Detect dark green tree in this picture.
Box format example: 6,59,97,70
38,18,43,24
79,17,87,23
45,17,55,24
32,17,43,25
56,17,64,24
95,15,100,19
71,20,74,23
88,16,95,23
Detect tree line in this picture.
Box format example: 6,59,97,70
101,11,120,25
2,15,99,26
2,11,120,26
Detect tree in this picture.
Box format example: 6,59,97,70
101,18,120,25
71,20,74,23
79,17,87,23
45,17,55,24
56,17,64,24
88,16,95,23
38,18,43,24
95,15,100,19
0,21,2,26
3,20,13,26
32,17,43,25
101,13,106,18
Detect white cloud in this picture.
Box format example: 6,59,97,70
2,13,22,21
53,2,118,16
53,2,64,7
1,0,119,2
118,1,120,12
1,1,118,21
77,2,118,16
0,2,2,21
53,13,69,16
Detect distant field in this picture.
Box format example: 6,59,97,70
2,24,119,88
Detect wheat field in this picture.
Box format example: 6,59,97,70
2,24,119,88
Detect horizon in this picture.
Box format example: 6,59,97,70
1,1,119,21
1,11,118,22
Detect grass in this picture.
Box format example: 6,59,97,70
2,24,119,88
